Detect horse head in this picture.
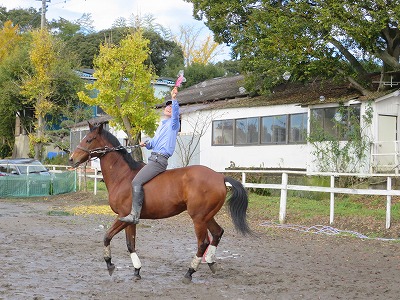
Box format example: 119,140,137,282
69,121,108,168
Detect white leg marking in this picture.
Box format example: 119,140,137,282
190,256,202,271
130,252,142,269
205,245,217,263
104,245,111,258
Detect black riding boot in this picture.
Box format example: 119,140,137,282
119,185,144,224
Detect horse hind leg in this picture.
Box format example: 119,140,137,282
204,217,224,274
183,221,210,284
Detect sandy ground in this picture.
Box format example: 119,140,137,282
0,194,400,300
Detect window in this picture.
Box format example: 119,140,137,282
261,115,287,144
289,113,307,143
212,112,307,146
310,105,360,140
212,120,233,145
235,117,259,145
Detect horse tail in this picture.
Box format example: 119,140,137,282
224,176,252,235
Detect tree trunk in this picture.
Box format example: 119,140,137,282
34,113,45,161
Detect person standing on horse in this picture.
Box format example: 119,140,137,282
119,86,180,224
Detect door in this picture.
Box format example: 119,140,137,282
377,115,397,171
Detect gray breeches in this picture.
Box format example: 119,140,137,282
132,153,168,187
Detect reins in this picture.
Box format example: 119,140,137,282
77,144,140,162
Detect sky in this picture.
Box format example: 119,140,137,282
0,0,230,61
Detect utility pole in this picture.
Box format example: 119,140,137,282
38,0,51,29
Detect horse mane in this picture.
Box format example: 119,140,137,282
100,128,142,170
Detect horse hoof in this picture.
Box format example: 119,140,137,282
208,262,217,274
107,264,115,276
182,276,192,284
133,267,141,280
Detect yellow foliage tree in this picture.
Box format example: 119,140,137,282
78,29,159,161
0,21,21,61
20,29,59,160
174,25,224,66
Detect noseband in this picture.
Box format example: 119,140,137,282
77,145,126,162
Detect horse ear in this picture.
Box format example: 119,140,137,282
88,121,94,130
98,122,104,134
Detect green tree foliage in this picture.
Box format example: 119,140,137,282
182,62,225,87
49,17,81,41
77,30,159,161
0,6,41,32
215,59,241,76
65,27,184,75
186,0,400,95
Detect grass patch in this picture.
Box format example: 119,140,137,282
248,192,400,238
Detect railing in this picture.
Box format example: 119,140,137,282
80,167,400,230
224,170,400,229
76,167,103,195
370,141,400,174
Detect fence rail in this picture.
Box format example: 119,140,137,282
81,167,400,230
224,170,400,229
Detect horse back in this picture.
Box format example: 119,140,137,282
141,165,227,219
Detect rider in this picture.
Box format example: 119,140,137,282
119,87,180,224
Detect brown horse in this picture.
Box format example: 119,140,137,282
69,122,251,283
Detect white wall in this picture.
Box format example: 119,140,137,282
181,104,310,172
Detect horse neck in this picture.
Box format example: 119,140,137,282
99,151,136,180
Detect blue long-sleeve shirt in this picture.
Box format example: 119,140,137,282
145,99,180,157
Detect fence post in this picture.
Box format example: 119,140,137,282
74,169,77,192
93,168,98,195
386,176,392,229
279,172,288,224
330,175,335,224
241,172,246,185
78,167,82,190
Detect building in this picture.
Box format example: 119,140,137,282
71,73,400,174
169,75,400,174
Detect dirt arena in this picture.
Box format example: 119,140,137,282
1,193,399,300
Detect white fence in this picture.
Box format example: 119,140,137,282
224,170,400,229
80,167,400,230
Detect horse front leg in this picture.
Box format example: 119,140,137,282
103,219,127,276
183,222,209,284
125,224,142,280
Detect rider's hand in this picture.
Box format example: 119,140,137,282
171,87,178,99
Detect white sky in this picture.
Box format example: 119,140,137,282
1,0,230,61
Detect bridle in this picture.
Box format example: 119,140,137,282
77,145,126,160
75,130,139,163
77,144,140,163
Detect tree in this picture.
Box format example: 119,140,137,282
49,17,81,41
183,62,225,87
0,6,41,32
20,29,81,160
174,25,224,66
77,29,159,161
185,0,400,95
0,21,21,60
0,27,30,153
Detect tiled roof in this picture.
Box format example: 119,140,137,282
163,75,248,106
